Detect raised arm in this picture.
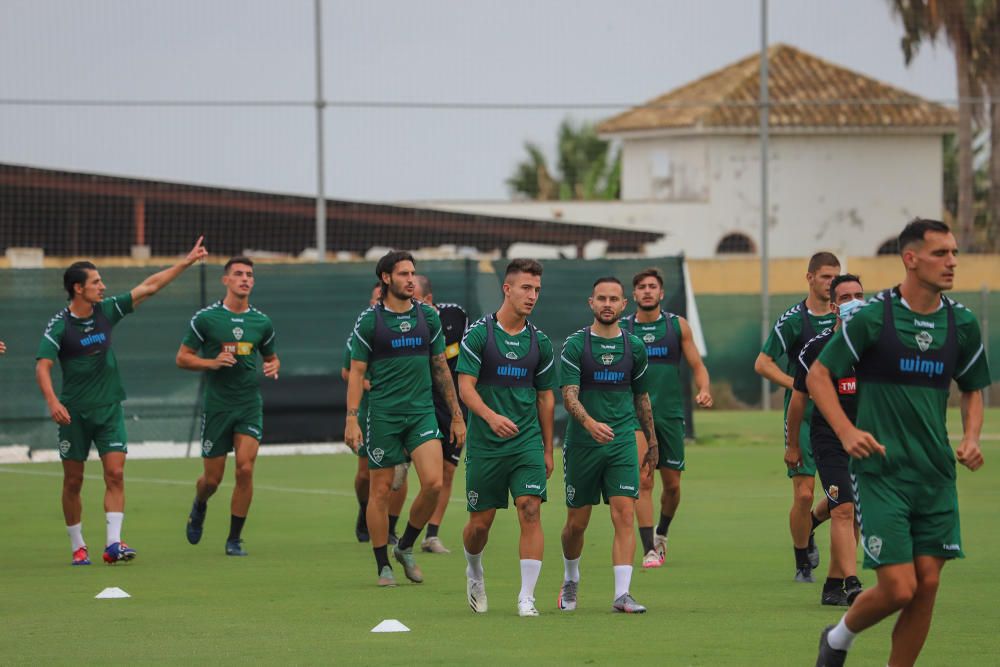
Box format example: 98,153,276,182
956,389,985,471
633,391,658,470
679,317,712,408
562,384,614,444
131,236,208,308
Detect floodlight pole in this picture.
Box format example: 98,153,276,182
759,0,770,411
313,0,327,262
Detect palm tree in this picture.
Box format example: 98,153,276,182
966,2,1000,249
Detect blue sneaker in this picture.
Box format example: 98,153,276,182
225,539,248,556
103,542,136,564
187,499,206,545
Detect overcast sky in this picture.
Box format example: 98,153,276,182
0,0,956,202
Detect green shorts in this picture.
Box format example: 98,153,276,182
563,438,640,508
58,402,128,461
201,405,263,458
366,410,440,469
785,415,816,478
356,396,370,458
465,447,547,511
854,472,963,569
654,417,685,471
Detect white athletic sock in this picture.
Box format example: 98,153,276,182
563,556,581,583
518,559,542,600
106,512,123,547
827,615,857,651
464,548,484,581
613,565,632,600
67,523,85,551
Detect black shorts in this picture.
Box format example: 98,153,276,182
812,433,854,508
435,403,463,467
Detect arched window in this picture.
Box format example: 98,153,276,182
716,232,755,255
876,237,898,255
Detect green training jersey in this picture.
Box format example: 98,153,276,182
456,315,556,458
818,288,990,483
762,300,836,415
181,301,277,412
36,293,134,410
351,301,445,415
624,312,684,420
561,327,650,448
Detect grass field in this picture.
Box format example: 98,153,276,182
2,410,998,666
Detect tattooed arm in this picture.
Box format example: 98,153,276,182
633,392,658,470
431,352,467,447
562,384,614,444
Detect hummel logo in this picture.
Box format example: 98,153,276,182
420,430,435,437
914,319,935,329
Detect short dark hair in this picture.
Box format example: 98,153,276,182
375,250,415,295
807,252,841,274
898,218,951,252
592,276,624,291
224,256,254,273
415,274,432,295
63,261,97,300
504,258,543,279
830,273,862,301
632,267,664,288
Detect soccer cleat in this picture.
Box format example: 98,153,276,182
378,565,397,587
844,576,863,605
355,507,369,543
517,596,539,617
821,584,849,607
71,546,91,566
187,499,206,545
225,539,248,556
388,532,399,546
393,545,424,583
612,593,647,614
467,577,488,613
557,580,578,611
815,625,848,667
654,533,668,562
102,542,136,564
421,536,450,554
807,532,820,569
795,566,814,583
642,549,664,569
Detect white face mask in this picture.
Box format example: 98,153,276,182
838,299,865,319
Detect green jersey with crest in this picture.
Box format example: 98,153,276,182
623,312,684,420
762,300,837,418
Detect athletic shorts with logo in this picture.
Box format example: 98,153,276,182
652,417,685,471
465,446,547,511
201,405,263,458
812,433,854,508
854,471,963,569
564,439,640,507
366,410,440,469
58,402,128,460
785,416,815,478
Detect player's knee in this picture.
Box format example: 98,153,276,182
235,461,255,485
63,473,84,495
517,498,541,524
793,485,814,507
884,577,918,609
830,502,853,522
611,503,634,527
915,569,941,597
103,466,124,487
639,473,654,493
442,463,456,486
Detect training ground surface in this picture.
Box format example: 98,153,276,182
2,410,998,665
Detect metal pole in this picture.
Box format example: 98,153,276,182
759,0,770,410
185,261,208,458
313,0,327,262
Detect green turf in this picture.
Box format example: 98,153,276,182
1,410,998,665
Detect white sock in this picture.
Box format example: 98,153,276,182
563,556,581,582
613,565,632,600
464,548,484,581
67,523,85,550
106,512,123,547
519,559,542,600
827,615,857,651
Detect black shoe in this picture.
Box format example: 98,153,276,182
186,499,206,545
355,507,370,543
388,532,399,546
807,532,820,569
795,566,814,583
816,625,847,667
844,576,863,605
225,538,248,556
821,584,849,606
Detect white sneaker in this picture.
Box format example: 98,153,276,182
642,549,664,569
654,534,668,562
517,596,539,617
467,577,488,613
421,536,450,554
557,580,578,611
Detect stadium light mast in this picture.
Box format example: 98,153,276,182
313,0,328,262
759,0,770,411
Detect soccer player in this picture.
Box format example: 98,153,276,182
413,274,469,554
559,277,657,614
457,259,555,617
341,282,409,544
36,237,208,565
623,268,713,568
787,274,866,607
178,256,279,556
754,251,840,582
813,220,989,666
345,251,466,587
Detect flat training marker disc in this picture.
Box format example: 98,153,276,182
371,619,409,633
95,587,131,599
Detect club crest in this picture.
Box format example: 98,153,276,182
370,447,385,464
867,535,883,559
399,320,412,333
201,439,213,455
59,440,71,455
467,490,479,507
915,330,933,352
601,353,615,366
566,484,576,502
643,333,655,344
232,327,244,341
828,485,839,501
505,351,518,360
